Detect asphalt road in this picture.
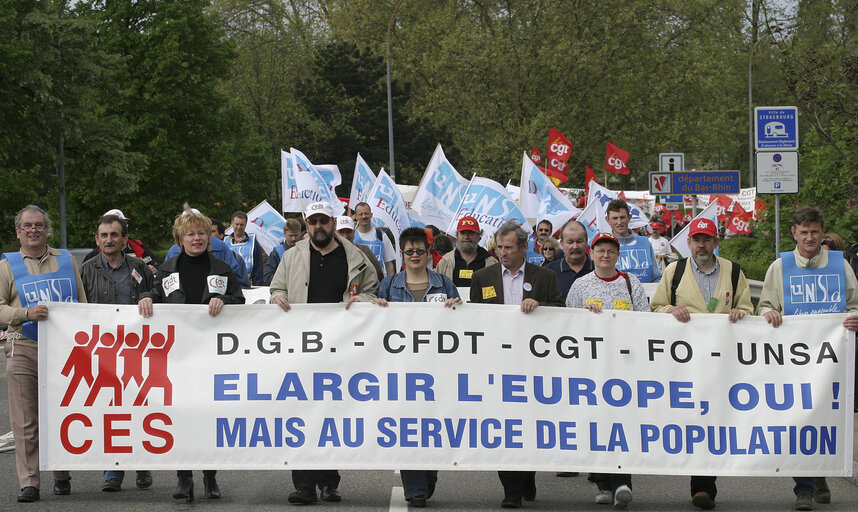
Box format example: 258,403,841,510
1,340,857,511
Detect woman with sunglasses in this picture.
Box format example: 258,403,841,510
371,227,461,507
539,237,561,266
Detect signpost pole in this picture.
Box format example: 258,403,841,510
774,195,780,257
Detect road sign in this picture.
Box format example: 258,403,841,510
649,171,741,195
659,195,683,204
754,106,798,151
756,151,798,194
659,153,684,173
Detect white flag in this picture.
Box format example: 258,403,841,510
518,153,581,231
411,144,469,229
244,200,286,255
366,169,413,270
575,199,612,243
586,182,649,230
349,154,377,210
290,148,345,217
449,176,531,244
281,150,302,213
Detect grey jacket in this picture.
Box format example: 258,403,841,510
80,253,154,304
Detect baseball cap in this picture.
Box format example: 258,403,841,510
303,202,335,219
457,216,479,233
335,216,355,231
104,208,127,220
590,232,620,249
688,218,717,237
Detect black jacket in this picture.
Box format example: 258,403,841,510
80,253,154,305
143,251,245,305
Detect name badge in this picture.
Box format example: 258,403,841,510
131,268,143,284
613,299,630,310
481,286,497,299
162,273,181,296
585,298,603,307
425,293,447,303
459,269,473,279
207,275,228,295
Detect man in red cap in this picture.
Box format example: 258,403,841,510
435,216,497,287
650,217,754,510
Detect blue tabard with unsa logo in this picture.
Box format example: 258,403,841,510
225,233,255,275
1,250,79,341
781,251,846,315
355,230,385,266
617,235,655,283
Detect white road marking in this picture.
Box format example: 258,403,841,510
389,486,408,511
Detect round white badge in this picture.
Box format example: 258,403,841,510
523,282,533,292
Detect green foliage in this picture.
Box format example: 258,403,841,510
719,236,777,281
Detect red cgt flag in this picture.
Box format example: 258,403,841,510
728,202,753,235
530,147,542,164
546,128,572,185
584,165,598,194
606,142,630,175
712,194,734,223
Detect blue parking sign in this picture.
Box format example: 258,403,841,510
755,106,798,150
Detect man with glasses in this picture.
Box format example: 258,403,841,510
269,202,379,505
436,216,497,287
1,205,87,502
650,218,754,510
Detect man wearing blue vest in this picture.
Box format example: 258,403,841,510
353,202,396,276
606,199,661,283
225,211,265,286
758,207,858,511
0,205,87,502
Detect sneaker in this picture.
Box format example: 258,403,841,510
136,471,153,489
595,490,613,504
53,478,71,495
288,488,318,505
613,485,632,509
692,491,716,510
813,479,831,503
795,492,813,511
102,478,121,492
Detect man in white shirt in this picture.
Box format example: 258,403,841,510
352,202,396,276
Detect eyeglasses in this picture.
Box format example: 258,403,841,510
593,249,618,256
403,249,427,256
542,247,556,252
306,216,331,226
19,223,46,232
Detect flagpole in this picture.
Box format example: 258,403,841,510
446,173,477,234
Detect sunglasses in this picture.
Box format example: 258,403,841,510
403,249,428,256
306,216,332,226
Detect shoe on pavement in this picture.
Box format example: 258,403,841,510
17,487,39,503
288,487,318,505
613,485,632,509
795,492,814,511
136,471,153,489
692,491,716,509
53,478,71,495
501,495,522,508
595,490,613,504
102,478,121,492
409,494,427,507
813,479,831,503
320,485,341,502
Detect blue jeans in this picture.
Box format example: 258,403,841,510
400,470,438,499
793,477,823,496
103,470,151,482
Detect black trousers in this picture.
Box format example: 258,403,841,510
690,476,717,499
497,471,535,499
292,470,340,490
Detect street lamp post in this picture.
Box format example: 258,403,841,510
386,0,405,181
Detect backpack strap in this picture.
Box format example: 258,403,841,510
669,258,688,306
621,272,634,309
730,260,741,309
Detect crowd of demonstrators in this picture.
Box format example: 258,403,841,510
6,200,858,510
371,227,461,508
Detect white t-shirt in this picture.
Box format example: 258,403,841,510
649,236,671,257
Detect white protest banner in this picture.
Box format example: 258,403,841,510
669,200,721,258
281,150,302,213
575,200,611,243
411,144,469,228
586,182,649,230
290,148,345,217
366,169,413,269
244,200,286,255
41,302,854,475
349,154,377,210
518,153,581,229
315,165,342,194
448,176,531,241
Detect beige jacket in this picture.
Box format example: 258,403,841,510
651,257,753,315
269,234,379,303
